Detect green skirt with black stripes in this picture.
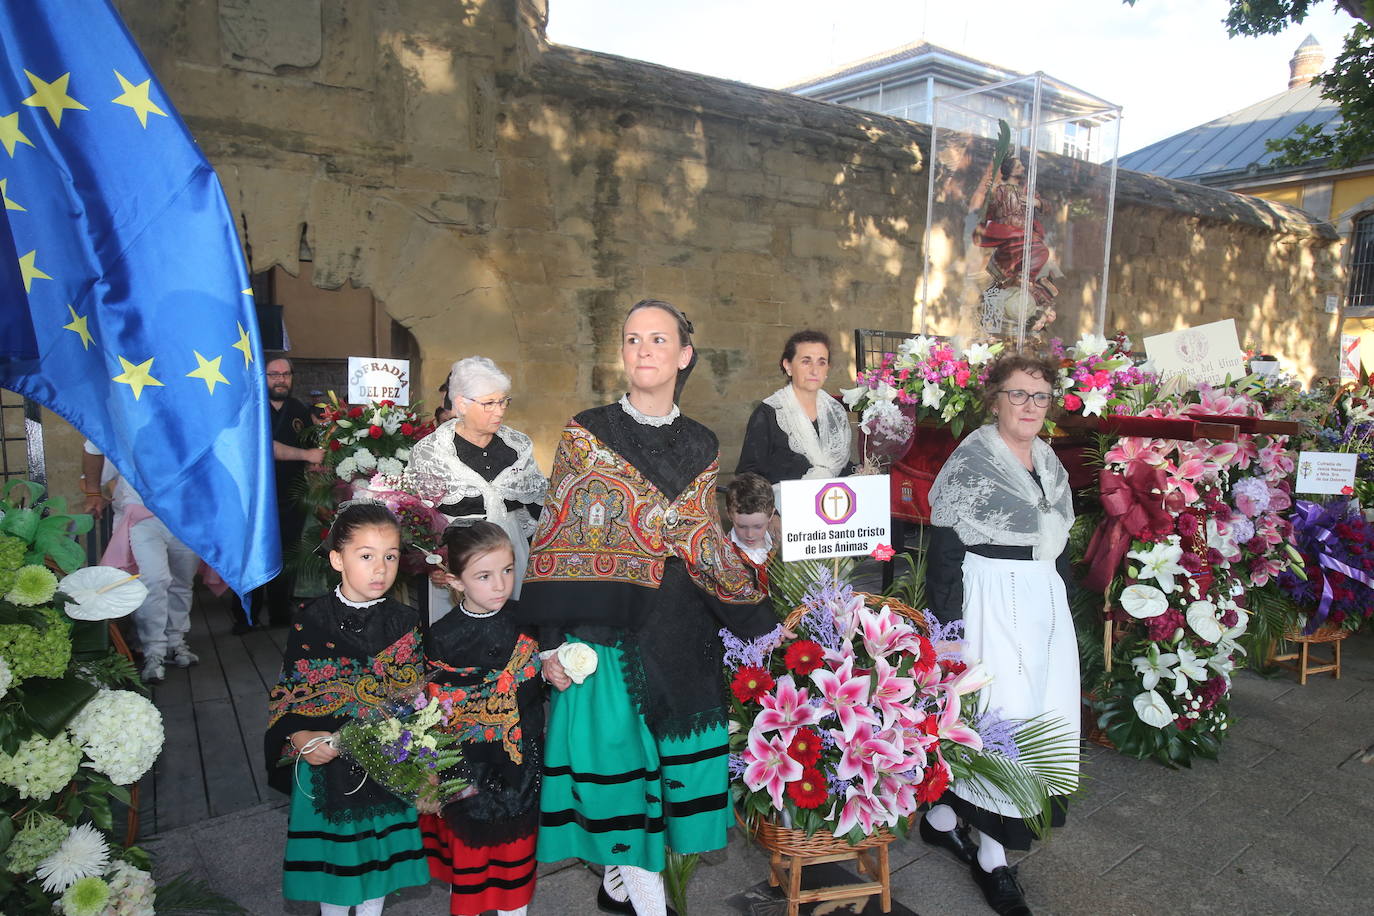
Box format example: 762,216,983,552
537,640,730,872
282,766,430,906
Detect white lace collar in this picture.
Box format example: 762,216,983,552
335,585,386,609
619,393,680,427
762,384,851,479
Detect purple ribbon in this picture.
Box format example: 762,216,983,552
1292,500,1374,633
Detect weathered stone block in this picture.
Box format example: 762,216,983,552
221,0,322,74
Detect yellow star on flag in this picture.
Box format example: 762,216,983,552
112,356,163,400
63,305,93,350
0,178,23,212
232,321,254,368
17,250,52,292
0,111,34,158
22,70,88,128
111,71,166,128
186,350,229,394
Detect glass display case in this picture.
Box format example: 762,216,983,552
920,73,1121,351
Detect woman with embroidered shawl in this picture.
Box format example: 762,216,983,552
922,354,1079,916
265,502,429,916
408,356,546,620
422,522,544,916
735,329,853,490
519,299,779,916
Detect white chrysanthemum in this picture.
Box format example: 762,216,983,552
0,732,82,800
60,875,111,916
67,689,164,785
394,446,411,462
0,653,11,700
36,824,109,893
352,447,377,471
376,456,404,478
335,456,358,480
104,860,156,916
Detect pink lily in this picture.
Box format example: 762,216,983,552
754,675,822,741
831,785,892,838
833,723,905,792
944,662,993,697
860,604,923,659
933,689,983,750
869,657,916,722
1103,437,1166,468
742,729,802,810
878,773,921,820
811,659,879,740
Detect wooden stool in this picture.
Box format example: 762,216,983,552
1270,624,1348,685
752,818,893,916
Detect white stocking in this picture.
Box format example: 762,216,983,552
619,864,666,916
975,830,1008,872
924,803,957,832
355,897,385,916
319,905,350,916
603,864,629,902
497,908,528,916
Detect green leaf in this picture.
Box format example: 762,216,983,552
68,619,111,658
0,814,15,856
20,674,98,738
0,506,39,542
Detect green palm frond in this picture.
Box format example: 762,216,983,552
1240,582,1299,673
946,714,1082,840
883,530,928,609
765,556,858,616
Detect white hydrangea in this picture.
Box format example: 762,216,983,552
0,653,11,700
103,860,156,916
0,732,82,800
352,447,377,471
67,689,164,785
395,447,411,462
335,456,358,480
376,457,404,478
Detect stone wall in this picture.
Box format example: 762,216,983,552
112,0,1344,470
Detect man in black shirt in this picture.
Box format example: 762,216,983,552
234,356,325,632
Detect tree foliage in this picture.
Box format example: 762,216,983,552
1127,1,1374,168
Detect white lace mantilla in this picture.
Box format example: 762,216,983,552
928,424,1073,559
406,420,547,597
763,384,851,479
619,393,680,427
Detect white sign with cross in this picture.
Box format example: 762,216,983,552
779,475,892,562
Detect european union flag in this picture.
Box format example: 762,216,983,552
0,0,278,597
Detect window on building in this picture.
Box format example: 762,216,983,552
1350,212,1374,309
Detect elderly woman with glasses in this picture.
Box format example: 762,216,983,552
407,356,546,619
920,353,1079,916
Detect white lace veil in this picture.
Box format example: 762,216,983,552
929,424,1072,559
762,384,851,479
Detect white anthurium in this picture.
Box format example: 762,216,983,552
59,567,150,621
1173,645,1209,686
921,382,945,410
840,385,869,408
1126,541,1187,594
1132,689,1174,729
1131,643,1180,692
1072,333,1112,358
1079,387,1111,417
1119,583,1169,619
1185,600,1223,643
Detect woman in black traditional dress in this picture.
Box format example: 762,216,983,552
407,356,545,620
422,521,544,916
518,299,779,916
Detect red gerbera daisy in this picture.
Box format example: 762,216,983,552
786,767,829,809
787,727,822,767
916,759,950,803
784,639,825,676
731,666,774,704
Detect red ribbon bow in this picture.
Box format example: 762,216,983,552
1082,464,1173,593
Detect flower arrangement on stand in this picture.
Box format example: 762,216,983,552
725,569,1075,845
0,480,240,914
1277,498,1374,635
1050,333,1154,418
1079,385,1299,766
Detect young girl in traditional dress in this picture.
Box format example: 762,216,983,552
265,502,430,916
421,521,543,916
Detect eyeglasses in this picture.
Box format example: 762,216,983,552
468,396,512,411
1000,389,1053,408
266,371,292,379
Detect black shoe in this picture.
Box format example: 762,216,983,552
919,816,978,865
596,884,634,916
970,860,1031,916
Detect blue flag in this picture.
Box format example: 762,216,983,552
0,1,279,597
0,207,37,359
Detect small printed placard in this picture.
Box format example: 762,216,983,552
1143,319,1247,389
1295,451,1359,495
347,356,411,405
779,475,891,562
1340,334,1361,382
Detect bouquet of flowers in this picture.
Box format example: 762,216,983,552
725,570,1075,843
1051,332,1154,418
310,393,435,484
842,336,1004,446
348,469,452,576
1277,498,1374,634
332,679,471,809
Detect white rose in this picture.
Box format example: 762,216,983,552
556,642,599,685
